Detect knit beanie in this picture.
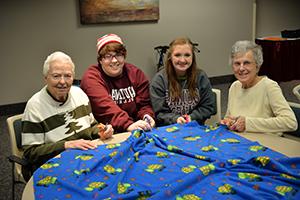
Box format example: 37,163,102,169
96,33,123,52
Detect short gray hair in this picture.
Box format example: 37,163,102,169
229,40,263,67
43,51,75,76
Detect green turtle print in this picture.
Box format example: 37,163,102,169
176,194,202,200
74,168,90,176
156,151,169,158
280,173,297,180
199,164,215,176
194,155,209,161
106,143,121,149
217,184,236,194
40,161,59,169
181,165,197,173
276,185,297,196
167,145,183,153
227,159,241,165
75,153,94,161
166,126,180,132
220,138,240,143
136,190,152,200
145,164,166,173
109,151,118,158
104,164,122,175
183,135,201,141
238,172,262,182
85,181,107,192
201,145,218,152
117,182,133,194
36,176,57,187
254,156,270,167
249,145,267,152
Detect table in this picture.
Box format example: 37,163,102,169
255,38,300,82
22,130,300,200
235,132,300,157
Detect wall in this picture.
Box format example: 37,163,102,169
256,0,300,38
1,0,299,106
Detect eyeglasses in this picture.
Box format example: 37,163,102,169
102,53,124,61
49,73,73,81
233,61,255,68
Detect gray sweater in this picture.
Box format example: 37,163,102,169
150,69,216,126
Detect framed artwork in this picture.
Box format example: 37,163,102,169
79,0,159,24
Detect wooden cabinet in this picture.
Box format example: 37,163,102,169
255,38,300,82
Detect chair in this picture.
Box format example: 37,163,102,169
292,84,300,102
283,84,300,139
7,114,30,200
205,88,221,126
283,101,300,140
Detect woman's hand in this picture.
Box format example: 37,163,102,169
177,114,191,125
229,116,245,132
143,114,155,130
98,124,114,140
127,120,151,132
220,116,245,132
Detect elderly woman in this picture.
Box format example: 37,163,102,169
221,40,297,136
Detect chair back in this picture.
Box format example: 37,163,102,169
205,88,222,125
286,102,300,138
293,84,300,102
7,114,25,182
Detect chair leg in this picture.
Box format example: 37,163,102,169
11,162,15,200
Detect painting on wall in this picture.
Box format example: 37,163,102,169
79,0,159,24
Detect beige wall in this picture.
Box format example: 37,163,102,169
0,0,299,106
256,0,300,38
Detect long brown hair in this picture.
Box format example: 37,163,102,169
166,37,199,99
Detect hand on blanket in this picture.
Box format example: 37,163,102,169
220,116,245,132
64,139,97,150
177,114,191,124
127,120,153,132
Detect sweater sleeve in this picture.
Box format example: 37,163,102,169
80,65,134,132
246,80,298,133
22,127,98,168
150,72,181,125
130,67,155,120
189,71,216,124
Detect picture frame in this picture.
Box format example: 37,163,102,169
79,0,159,24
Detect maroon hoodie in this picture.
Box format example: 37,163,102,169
81,63,154,133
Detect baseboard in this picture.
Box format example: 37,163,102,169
0,102,26,116
209,74,236,85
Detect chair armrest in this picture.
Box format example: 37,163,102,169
7,155,32,182
7,155,29,166
285,101,300,137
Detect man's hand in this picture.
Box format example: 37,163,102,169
64,139,97,150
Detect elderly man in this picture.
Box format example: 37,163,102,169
21,51,114,174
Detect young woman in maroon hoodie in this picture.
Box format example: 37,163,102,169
81,34,155,133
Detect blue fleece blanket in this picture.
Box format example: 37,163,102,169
33,122,300,200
